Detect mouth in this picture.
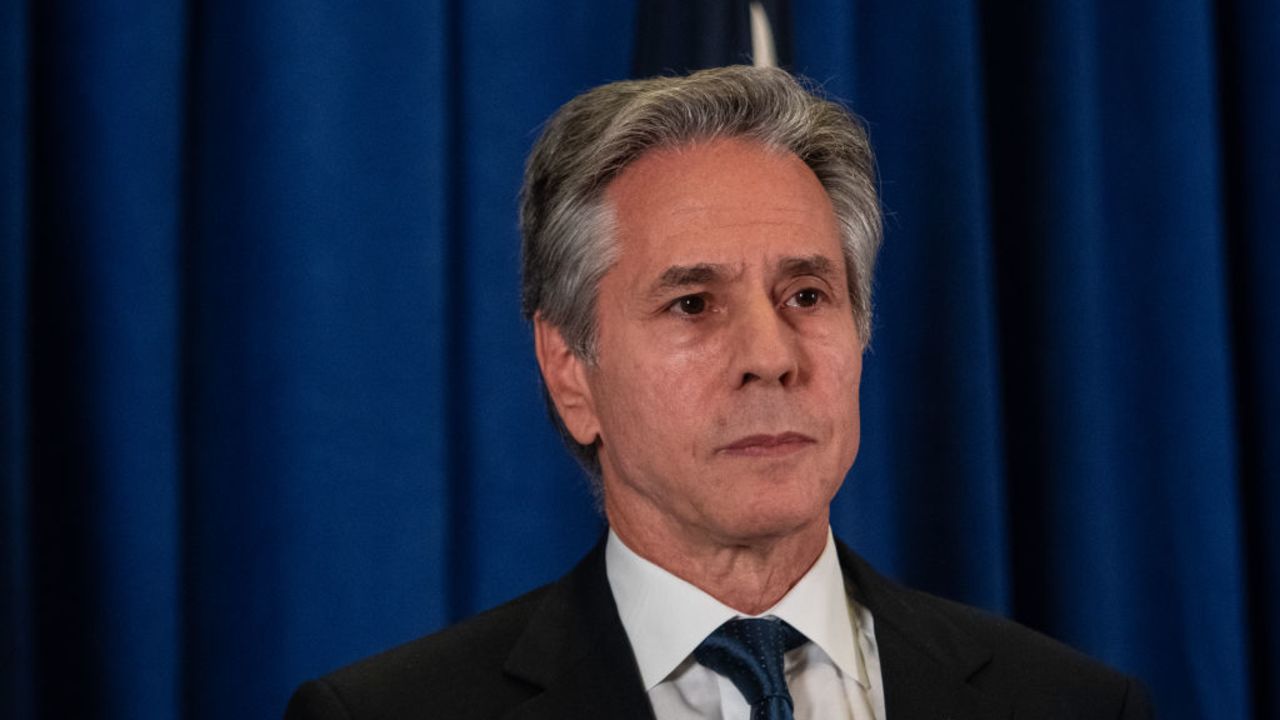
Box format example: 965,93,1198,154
717,432,816,457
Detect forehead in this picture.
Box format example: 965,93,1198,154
602,137,842,276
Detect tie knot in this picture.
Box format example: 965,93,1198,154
694,618,807,719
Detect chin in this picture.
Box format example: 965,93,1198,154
706,491,830,543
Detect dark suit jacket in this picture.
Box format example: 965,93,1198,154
285,539,1153,719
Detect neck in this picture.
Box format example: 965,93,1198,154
606,502,829,616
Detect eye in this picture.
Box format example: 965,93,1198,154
672,294,708,316
785,287,825,309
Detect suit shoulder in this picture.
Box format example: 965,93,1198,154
907,587,1117,674
286,585,551,720
896,587,1152,717
336,583,548,681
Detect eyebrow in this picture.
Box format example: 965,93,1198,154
647,263,734,297
778,254,836,279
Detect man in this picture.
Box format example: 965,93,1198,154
286,66,1153,719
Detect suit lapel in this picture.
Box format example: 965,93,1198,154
500,538,655,720
837,542,1011,720
874,612,1010,720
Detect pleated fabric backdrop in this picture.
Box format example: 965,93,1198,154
2,1,1276,718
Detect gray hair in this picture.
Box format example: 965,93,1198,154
519,65,882,478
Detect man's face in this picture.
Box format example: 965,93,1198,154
548,137,863,549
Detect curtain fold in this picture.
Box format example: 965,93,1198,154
24,1,186,717
977,3,1251,715
1217,0,1280,714
3,1,1275,718
179,2,462,716
2,0,30,717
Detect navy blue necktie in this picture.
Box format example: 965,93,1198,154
694,617,808,720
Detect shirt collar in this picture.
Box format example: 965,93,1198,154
605,528,869,691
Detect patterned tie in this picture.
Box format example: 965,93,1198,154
694,617,808,720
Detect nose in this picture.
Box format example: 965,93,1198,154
732,296,801,388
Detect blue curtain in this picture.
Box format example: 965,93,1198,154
2,1,1275,718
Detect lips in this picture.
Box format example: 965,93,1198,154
718,432,816,456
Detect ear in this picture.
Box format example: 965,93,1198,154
533,314,601,447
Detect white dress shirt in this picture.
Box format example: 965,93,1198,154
605,529,885,720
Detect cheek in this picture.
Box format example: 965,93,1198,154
838,357,863,463
605,340,729,454
845,354,863,395
596,348,685,430
810,329,862,390
809,337,862,442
